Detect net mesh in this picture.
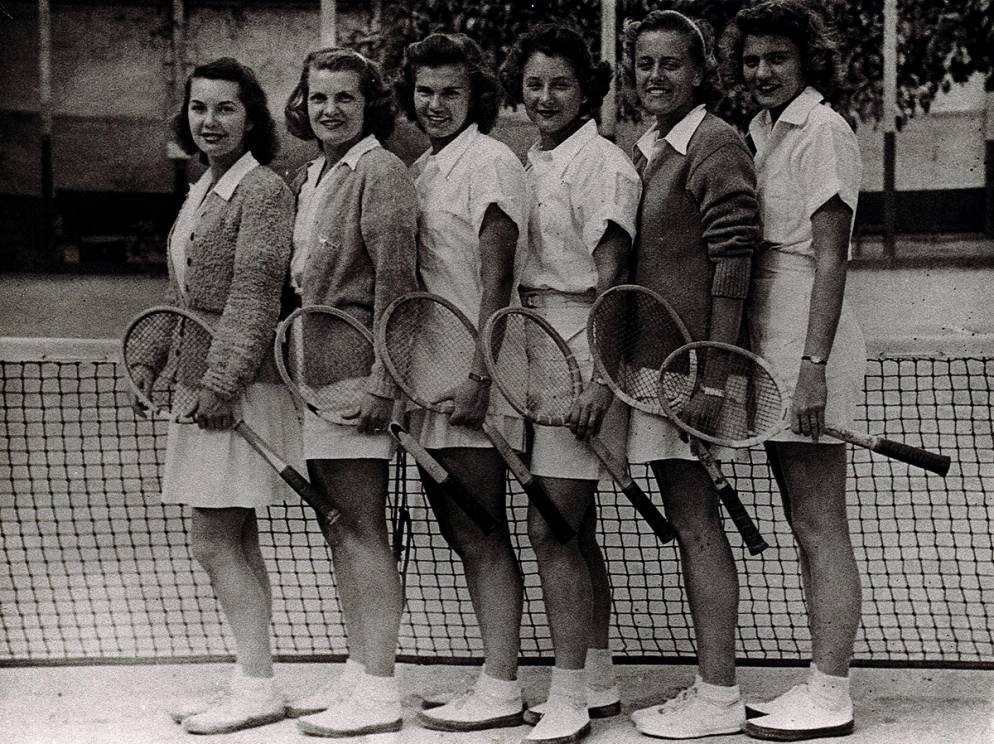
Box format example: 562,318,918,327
1,337,992,667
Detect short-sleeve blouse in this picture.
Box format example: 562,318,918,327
748,86,861,258
410,123,528,321
521,119,641,293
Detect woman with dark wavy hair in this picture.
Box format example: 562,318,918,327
147,57,294,735
394,32,532,735
622,10,759,740
280,47,419,738
500,23,640,744
722,2,864,740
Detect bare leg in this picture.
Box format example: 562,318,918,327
650,460,739,687
765,442,860,677
424,448,523,681
308,458,401,677
530,477,596,670
190,507,273,678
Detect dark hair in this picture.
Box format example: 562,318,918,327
720,0,841,98
171,57,279,165
284,47,396,143
622,10,721,108
395,33,501,135
498,23,613,119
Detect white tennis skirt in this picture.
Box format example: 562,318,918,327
160,383,304,509
748,249,866,443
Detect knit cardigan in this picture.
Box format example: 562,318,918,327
166,165,294,400
633,112,758,342
290,146,419,398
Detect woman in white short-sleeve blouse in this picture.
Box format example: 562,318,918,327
499,24,640,744
395,33,531,736
723,1,866,740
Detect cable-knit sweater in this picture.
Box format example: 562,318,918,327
166,165,294,400
633,112,758,341
290,146,419,398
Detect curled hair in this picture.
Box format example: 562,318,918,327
498,23,613,119
622,10,721,107
720,0,842,98
284,47,396,144
171,57,279,165
395,33,501,134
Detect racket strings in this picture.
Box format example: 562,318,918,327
284,311,373,416
660,345,785,443
487,311,577,421
123,311,210,416
589,289,688,412
383,298,476,410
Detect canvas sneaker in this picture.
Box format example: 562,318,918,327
744,684,853,741
632,684,744,739
523,684,621,725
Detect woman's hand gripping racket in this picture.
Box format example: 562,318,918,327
123,305,339,525
274,304,498,535
377,293,571,541
658,341,952,476
588,285,768,555
482,306,677,545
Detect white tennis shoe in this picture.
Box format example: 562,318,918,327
523,684,622,724
744,683,854,741
632,683,744,739
525,695,591,744
181,679,285,735
416,686,525,731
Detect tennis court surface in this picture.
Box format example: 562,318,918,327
1,270,992,741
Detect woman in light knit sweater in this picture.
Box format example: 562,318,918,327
724,2,865,740
280,48,418,738
136,58,296,734
623,11,758,740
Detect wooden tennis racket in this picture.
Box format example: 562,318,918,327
122,305,338,524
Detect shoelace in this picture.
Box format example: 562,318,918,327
656,685,698,714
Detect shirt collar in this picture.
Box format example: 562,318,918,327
211,151,260,201
750,86,825,137
527,119,599,174
634,104,707,159
340,134,381,170
414,123,481,178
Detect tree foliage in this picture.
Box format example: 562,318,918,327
369,0,992,130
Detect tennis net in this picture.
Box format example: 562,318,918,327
1,335,991,667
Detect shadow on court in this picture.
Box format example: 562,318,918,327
0,662,990,743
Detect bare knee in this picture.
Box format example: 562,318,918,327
190,533,237,574
528,519,575,562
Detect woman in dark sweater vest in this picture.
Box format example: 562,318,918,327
623,10,759,740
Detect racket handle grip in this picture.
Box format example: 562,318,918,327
825,426,951,476
690,440,768,555
233,421,340,525
588,436,677,544
483,423,575,544
389,422,499,534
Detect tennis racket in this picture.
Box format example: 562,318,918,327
657,340,952,476
377,292,571,541
122,305,338,524
587,284,768,555
481,305,677,545
274,304,498,535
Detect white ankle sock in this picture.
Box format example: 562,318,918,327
585,648,616,690
359,672,400,704
549,667,586,706
809,663,851,707
697,679,740,705
475,669,521,701
343,658,365,682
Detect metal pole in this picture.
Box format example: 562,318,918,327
38,0,55,267
882,0,897,258
169,0,188,210
321,0,337,46
985,87,994,238
599,0,617,140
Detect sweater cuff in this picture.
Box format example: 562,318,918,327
199,369,241,402
711,256,751,299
